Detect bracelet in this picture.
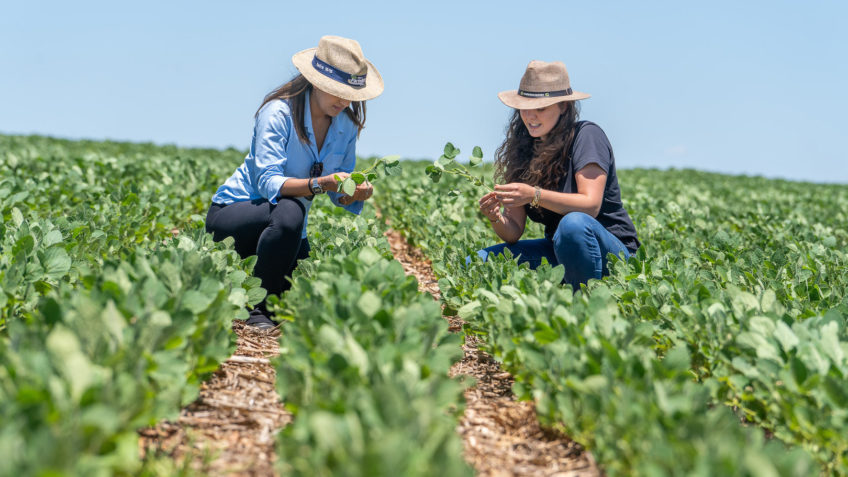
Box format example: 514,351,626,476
530,186,542,208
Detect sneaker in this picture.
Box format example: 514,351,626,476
245,310,278,331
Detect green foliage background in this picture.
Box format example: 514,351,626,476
377,157,848,476
1,134,846,476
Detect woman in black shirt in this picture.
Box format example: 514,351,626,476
475,60,640,290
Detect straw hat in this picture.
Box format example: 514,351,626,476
292,36,384,102
498,60,590,109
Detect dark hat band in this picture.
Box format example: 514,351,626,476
518,88,573,98
312,56,366,88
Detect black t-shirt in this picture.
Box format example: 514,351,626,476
525,121,640,252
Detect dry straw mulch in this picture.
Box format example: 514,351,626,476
139,321,290,476
384,228,601,477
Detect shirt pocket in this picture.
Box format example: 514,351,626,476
323,152,347,173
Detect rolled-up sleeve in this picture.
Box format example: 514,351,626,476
571,123,612,175
327,134,364,215
250,105,291,204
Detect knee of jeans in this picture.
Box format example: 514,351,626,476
553,212,592,247
465,249,489,266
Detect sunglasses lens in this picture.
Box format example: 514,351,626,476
311,163,323,177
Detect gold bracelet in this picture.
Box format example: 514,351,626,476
530,186,542,208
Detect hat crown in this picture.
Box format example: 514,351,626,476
519,60,571,93
315,35,368,77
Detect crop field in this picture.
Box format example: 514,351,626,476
1,135,847,476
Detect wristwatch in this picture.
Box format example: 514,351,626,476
310,177,325,195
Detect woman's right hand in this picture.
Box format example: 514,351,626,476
479,192,502,223
319,172,348,192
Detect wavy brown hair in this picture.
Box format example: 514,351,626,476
255,74,366,145
494,101,581,190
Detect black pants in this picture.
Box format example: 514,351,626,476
205,198,310,312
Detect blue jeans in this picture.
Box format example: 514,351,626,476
472,212,632,290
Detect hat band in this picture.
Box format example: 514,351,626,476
518,88,573,98
311,56,366,88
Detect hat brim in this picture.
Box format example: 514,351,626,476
497,90,590,109
292,47,384,102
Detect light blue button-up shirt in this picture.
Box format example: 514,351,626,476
211,91,363,238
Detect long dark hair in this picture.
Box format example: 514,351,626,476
494,101,581,190
255,74,366,144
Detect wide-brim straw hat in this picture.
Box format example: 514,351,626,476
292,35,384,102
498,60,590,109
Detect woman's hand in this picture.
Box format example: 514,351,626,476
338,181,373,205
479,191,502,222
494,183,535,208
319,172,347,192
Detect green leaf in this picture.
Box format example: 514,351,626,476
383,161,402,176
823,375,848,407
435,155,454,168
819,321,844,365
356,291,381,318
42,247,72,280
46,326,101,401
357,246,382,266
42,229,64,247
773,321,799,352
344,333,370,375
342,177,356,196
760,289,777,313
350,172,366,184
457,300,481,319
247,286,267,306
443,142,459,158
11,207,24,227
228,287,248,306
182,290,214,314
381,154,400,165
425,165,442,183
101,300,126,346
533,322,559,344
13,234,35,256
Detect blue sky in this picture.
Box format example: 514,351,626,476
1,1,846,183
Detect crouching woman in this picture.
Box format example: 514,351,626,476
475,60,640,290
206,36,383,329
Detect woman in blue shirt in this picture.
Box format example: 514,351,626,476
475,60,640,291
206,36,384,330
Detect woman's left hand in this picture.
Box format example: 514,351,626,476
338,181,373,205
494,183,535,207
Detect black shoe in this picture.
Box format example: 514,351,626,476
245,310,278,331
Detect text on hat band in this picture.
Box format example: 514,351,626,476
518,88,573,98
311,56,366,88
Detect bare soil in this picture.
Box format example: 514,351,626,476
139,321,289,476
